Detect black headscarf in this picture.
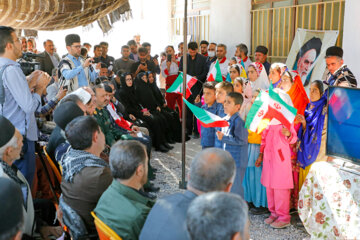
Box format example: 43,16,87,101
148,72,165,106
134,72,160,111
118,73,144,116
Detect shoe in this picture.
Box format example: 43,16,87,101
142,191,157,200
168,139,176,144
264,215,278,225
250,207,270,215
247,202,255,209
270,220,291,229
155,145,169,153
144,184,160,192
163,143,174,150
191,133,199,139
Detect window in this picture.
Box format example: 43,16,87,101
171,0,210,44
251,0,345,62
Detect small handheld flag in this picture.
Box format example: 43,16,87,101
183,98,229,128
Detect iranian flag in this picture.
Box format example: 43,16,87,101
183,98,229,128
245,87,297,133
207,60,223,82
166,72,197,99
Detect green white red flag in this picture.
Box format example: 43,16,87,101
166,72,197,99
183,98,229,128
245,86,297,133
207,60,223,82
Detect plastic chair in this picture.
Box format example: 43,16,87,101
91,211,122,240
43,146,62,183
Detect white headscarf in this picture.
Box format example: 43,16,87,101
248,62,270,91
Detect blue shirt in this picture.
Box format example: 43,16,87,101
62,54,97,87
221,113,248,168
200,101,222,148
140,190,196,240
214,104,226,148
0,57,41,141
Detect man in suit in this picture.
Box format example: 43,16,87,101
179,41,208,138
37,40,60,76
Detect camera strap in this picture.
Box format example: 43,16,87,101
0,64,12,114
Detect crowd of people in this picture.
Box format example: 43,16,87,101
0,24,358,240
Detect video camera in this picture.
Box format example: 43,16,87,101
17,52,43,76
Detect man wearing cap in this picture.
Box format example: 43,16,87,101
0,116,63,239
324,46,357,88
46,101,85,163
0,26,50,187
254,45,271,75
59,34,98,92
0,177,24,240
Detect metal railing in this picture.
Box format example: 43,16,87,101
251,0,345,61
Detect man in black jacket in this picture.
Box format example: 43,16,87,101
179,42,208,137
37,40,61,76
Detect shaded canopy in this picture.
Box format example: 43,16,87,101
0,0,131,34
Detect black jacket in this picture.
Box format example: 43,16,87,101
36,51,60,76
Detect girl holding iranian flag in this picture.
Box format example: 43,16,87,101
255,88,297,229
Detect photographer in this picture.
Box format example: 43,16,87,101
142,42,160,74
59,34,98,92
0,26,49,187
130,47,157,78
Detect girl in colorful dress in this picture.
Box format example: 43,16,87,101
296,80,327,189
278,70,309,209
255,88,297,229
243,89,268,215
240,62,269,121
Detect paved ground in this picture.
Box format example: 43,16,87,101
150,138,311,240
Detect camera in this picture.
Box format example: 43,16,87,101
17,52,43,76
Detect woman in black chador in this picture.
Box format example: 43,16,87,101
118,72,172,152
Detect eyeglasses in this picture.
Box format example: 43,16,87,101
72,45,82,49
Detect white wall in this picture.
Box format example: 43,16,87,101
209,0,251,58
342,0,360,81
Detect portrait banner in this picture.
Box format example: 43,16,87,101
286,28,339,93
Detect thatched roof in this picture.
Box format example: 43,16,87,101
0,0,131,35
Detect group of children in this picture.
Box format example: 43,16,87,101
196,64,298,229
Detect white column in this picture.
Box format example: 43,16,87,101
209,0,252,58
343,0,360,81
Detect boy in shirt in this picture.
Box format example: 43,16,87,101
214,81,234,148
216,92,248,197
197,82,221,149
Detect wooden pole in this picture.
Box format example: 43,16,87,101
179,0,188,189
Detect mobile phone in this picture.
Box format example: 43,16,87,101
167,54,172,62
153,54,159,59
63,86,68,90
141,63,146,66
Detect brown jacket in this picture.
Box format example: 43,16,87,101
61,166,112,232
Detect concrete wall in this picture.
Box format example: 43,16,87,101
342,0,360,81
209,0,252,58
